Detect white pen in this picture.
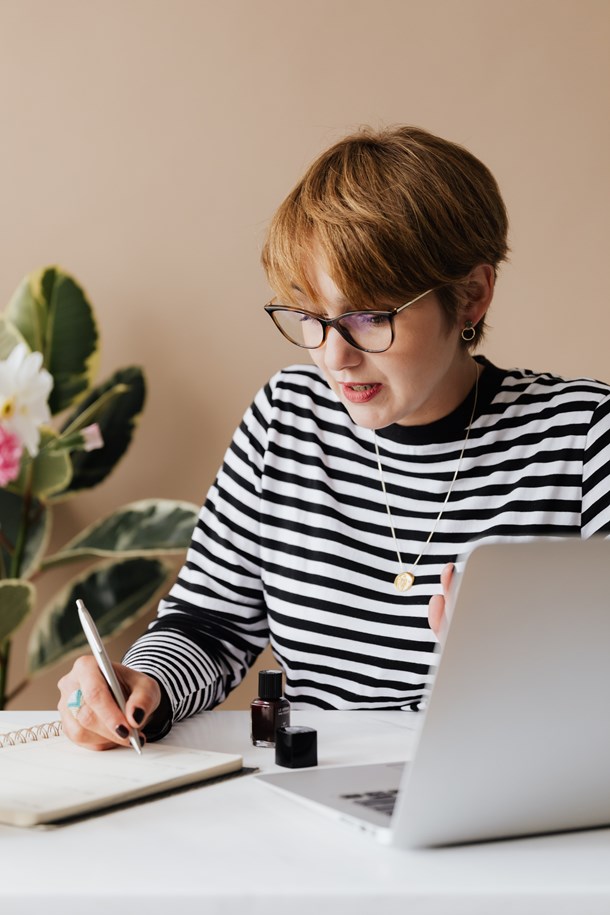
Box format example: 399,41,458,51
76,599,143,756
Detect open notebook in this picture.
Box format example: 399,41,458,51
0,721,242,827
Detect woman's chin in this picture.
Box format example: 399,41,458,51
343,403,392,431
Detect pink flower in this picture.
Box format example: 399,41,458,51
0,424,23,486
81,423,104,452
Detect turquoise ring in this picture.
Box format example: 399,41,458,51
67,688,83,718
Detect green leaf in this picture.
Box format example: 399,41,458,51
9,427,72,499
27,557,172,675
42,499,198,569
59,382,129,437
0,316,28,361
5,266,100,415
0,581,36,642
52,366,146,499
0,489,50,579
4,275,45,353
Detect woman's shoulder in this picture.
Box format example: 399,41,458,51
257,363,340,413
494,368,610,400
266,363,331,392
471,359,610,440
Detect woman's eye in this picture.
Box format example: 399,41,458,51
360,313,387,327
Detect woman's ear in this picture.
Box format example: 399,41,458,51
461,264,495,326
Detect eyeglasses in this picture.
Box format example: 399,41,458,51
264,288,433,354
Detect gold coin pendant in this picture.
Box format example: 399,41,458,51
394,571,415,592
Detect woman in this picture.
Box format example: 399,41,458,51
58,126,610,749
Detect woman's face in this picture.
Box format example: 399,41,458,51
302,258,479,430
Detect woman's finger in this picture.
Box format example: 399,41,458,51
428,563,456,638
121,667,162,730
58,656,139,750
428,593,445,637
440,562,455,594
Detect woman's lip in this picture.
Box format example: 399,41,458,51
339,382,383,404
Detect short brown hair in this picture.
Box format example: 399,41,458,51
262,126,509,346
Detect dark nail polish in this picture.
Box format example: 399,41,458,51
133,707,145,725
115,725,129,739
251,670,290,748
139,734,146,747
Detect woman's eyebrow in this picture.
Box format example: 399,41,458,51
290,284,313,304
290,283,353,310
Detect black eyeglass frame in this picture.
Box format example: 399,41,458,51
264,288,434,354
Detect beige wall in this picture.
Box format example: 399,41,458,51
1,0,609,710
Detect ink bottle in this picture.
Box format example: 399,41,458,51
251,669,291,748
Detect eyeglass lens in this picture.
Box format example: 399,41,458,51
272,309,393,352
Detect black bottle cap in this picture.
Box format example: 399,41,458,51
258,669,283,700
275,726,318,768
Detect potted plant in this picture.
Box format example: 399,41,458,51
0,266,198,708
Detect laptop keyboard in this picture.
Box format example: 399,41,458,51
340,789,399,817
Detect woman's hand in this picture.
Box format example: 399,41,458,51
428,563,455,638
58,657,161,751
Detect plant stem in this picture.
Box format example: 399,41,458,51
10,463,34,578
0,528,15,556
0,529,15,579
1,467,35,709
0,640,10,711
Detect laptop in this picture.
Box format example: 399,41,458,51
257,538,610,847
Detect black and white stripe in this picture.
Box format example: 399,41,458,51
123,358,610,718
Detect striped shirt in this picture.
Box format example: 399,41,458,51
123,357,610,723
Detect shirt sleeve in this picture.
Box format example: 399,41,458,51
122,380,275,729
581,393,610,537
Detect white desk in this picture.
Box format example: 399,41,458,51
1,709,609,915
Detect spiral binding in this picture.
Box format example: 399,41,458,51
0,720,63,748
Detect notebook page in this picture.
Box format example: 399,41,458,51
0,736,242,826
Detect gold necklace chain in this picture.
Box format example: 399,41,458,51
373,363,480,592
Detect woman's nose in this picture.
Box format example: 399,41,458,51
322,326,362,372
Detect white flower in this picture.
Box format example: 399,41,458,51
0,343,53,456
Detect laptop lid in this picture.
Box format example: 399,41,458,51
393,537,610,847
258,538,610,848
